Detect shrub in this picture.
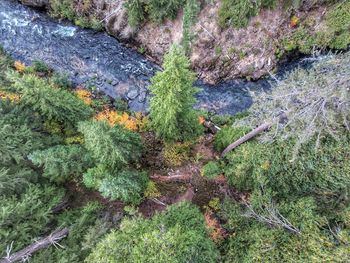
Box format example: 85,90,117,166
214,126,251,151
218,0,257,28
124,0,146,27
86,202,220,262
50,72,71,89
201,161,221,179
163,142,191,167
144,181,161,198
32,60,50,73
147,0,186,23
149,45,203,142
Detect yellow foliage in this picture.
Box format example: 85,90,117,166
75,88,92,105
65,135,85,145
144,181,161,198
14,61,26,73
134,112,149,132
95,109,138,131
0,91,20,102
44,120,62,134
163,142,191,167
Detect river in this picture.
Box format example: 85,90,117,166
0,0,323,114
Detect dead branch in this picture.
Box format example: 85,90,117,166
221,123,271,157
243,203,301,235
150,173,192,183
0,228,69,263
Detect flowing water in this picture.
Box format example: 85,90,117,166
0,0,327,114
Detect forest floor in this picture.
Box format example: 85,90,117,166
64,128,248,236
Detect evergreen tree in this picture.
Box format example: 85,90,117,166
86,202,220,263
29,145,94,183
6,72,93,126
78,120,142,169
149,45,203,142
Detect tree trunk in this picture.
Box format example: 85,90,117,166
221,123,271,157
0,228,69,263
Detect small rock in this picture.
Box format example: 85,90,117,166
127,89,139,100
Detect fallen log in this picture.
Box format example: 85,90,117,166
0,228,69,263
150,173,192,182
221,123,271,157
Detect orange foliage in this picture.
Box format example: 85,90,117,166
198,116,205,125
95,109,138,131
204,210,227,241
290,15,299,28
14,61,26,73
0,91,20,102
75,88,92,105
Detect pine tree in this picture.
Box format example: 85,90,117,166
29,145,93,183
6,72,93,126
78,120,143,169
149,45,203,142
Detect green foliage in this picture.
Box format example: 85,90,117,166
220,197,350,262
32,60,50,73
49,0,75,20
124,0,146,27
0,185,64,254
51,72,72,89
218,0,258,28
86,202,220,262
182,0,201,54
78,120,142,169
30,145,93,183
31,202,106,263
282,1,350,53
99,170,148,204
201,161,221,179
224,134,350,213
147,0,186,23
83,165,148,204
214,126,251,151
149,45,203,142
49,0,102,30
7,72,93,126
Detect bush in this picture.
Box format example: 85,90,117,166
32,60,50,73
201,161,221,179
214,126,251,151
163,142,191,167
124,0,146,27
147,0,186,23
86,202,220,262
218,0,257,28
